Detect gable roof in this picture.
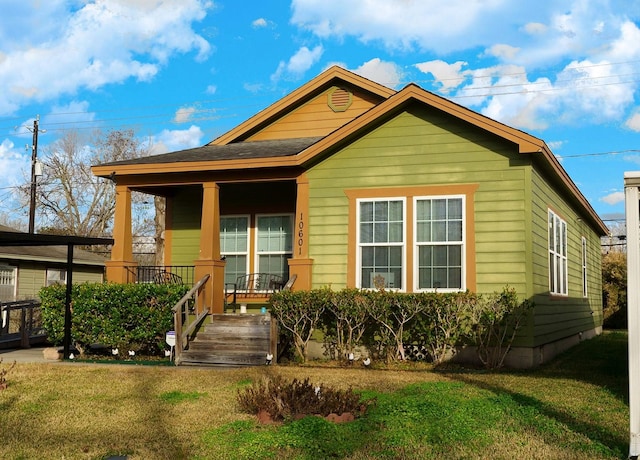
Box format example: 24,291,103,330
211,65,396,145
92,66,607,235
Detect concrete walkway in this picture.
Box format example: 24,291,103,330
0,346,53,363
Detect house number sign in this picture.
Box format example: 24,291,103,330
297,213,304,255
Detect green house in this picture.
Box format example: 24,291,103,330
0,225,106,302
93,66,608,367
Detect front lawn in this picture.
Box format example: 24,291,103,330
0,331,629,459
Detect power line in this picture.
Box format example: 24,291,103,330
1,59,640,135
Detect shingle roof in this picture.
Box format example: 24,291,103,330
97,137,324,168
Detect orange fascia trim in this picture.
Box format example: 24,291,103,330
211,66,396,146
345,184,478,292
92,78,606,236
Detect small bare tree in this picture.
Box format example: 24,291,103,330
17,129,164,260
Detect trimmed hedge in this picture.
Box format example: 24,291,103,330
270,287,532,368
40,282,189,356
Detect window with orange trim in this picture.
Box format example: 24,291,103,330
415,196,464,291
357,198,405,289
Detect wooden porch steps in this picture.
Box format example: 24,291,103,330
178,313,273,367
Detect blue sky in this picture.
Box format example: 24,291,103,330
1,0,639,229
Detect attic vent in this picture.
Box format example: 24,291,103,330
328,87,353,112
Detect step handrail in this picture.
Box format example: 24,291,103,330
172,273,210,363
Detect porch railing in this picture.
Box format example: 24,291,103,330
172,273,210,364
125,265,195,286
0,300,47,348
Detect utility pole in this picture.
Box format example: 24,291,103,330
27,115,45,234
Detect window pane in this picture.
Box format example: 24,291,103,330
374,222,388,243
433,246,447,266
389,201,403,221
224,255,246,285
432,222,446,241
433,268,447,289
360,202,373,221
448,199,462,219
419,267,432,289
361,223,373,243
448,268,462,289
258,255,288,280
416,221,430,242
389,246,402,266
448,221,462,241
374,201,388,220
374,246,389,266
417,200,431,220
389,222,403,242
362,246,374,266
449,246,461,266
433,199,446,219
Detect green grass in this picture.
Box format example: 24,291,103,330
0,331,630,459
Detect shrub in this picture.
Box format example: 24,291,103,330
322,288,371,360
40,282,189,356
470,287,533,369
269,288,330,362
237,373,372,422
407,292,476,364
367,291,428,362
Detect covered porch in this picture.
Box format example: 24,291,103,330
103,176,313,314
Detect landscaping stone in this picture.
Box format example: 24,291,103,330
43,347,62,360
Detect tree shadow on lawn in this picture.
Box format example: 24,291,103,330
443,331,629,458
536,330,629,402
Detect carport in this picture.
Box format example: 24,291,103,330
0,230,113,359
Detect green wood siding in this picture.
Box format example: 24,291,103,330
529,167,603,346
306,104,530,294
169,188,203,266
15,262,103,300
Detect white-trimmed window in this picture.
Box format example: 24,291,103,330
548,210,568,296
256,214,293,280
0,265,17,301
220,215,250,285
46,268,66,286
357,198,405,289
415,196,464,291
581,236,588,298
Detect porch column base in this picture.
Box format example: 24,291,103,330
105,260,138,284
194,259,226,314
288,258,313,291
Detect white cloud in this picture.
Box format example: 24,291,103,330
547,140,565,151
149,125,204,154
206,85,217,95
291,0,507,52
252,18,268,28
174,107,198,123
415,60,467,93
271,45,323,81
485,44,520,60
0,0,212,116
626,112,640,132
524,22,547,35
293,1,640,132
600,191,625,206
0,138,30,196
352,59,402,88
